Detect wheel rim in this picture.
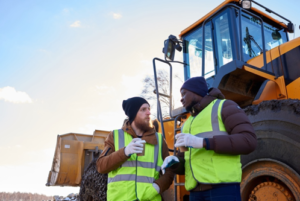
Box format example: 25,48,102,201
241,159,300,201
248,182,293,201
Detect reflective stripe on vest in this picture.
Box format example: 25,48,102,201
107,129,163,201
183,99,242,191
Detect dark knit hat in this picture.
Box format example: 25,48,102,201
180,76,208,97
122,97,149,123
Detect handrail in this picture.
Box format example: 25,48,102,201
152,57,173,139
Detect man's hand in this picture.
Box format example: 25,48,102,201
161,156,179,174
175,133,204,149
124,138,146,157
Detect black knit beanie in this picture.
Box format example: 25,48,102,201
122,97,149,123
180,76,208,97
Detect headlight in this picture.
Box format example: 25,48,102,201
241,0,252,9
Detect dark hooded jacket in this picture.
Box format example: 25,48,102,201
173,87,257,175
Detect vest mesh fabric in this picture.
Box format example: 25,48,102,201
182,99,242,191
107,130,163,201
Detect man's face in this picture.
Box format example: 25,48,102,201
180,89,198,111
134,103,153,131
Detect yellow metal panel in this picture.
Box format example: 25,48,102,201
57,140,84,186
270,46,280,60
279,37,300,55
243,66,287,99
247,50,273,69
157,119,175,150
252,81,279,105
47,130,109,187
83,142,105,150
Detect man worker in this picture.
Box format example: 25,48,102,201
161,77,257,201
97,97,174,201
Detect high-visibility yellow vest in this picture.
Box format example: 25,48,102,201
182,99,242,191
107,129,163,201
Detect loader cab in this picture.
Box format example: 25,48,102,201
181,5,289,86
164,0,295,107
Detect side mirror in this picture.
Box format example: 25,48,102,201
272,30,281,40
287,22,294,33
162,39,176,61
162,35,182,61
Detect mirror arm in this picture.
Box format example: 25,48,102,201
169,60,187,65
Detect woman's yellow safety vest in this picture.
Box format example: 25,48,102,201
107,129,163,201
182,99,242,191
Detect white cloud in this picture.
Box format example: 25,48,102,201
70,20,81,27
0,86,32,103
112,13,122,19
62,8,70,15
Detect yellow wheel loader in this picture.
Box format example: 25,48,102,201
47,0,300,200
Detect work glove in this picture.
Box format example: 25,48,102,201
152,183,160,193
124,138,146,157
161,156,179,174
175,133,204,149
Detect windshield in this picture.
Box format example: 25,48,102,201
183,22,215,79
183,26,203,78
238,11,288,61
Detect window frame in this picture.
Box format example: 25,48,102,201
182,3,288,80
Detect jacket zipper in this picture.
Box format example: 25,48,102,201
189,116,195,133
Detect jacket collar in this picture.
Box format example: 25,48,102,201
190,88,225,117
122,120,157,145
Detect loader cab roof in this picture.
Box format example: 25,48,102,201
180,0,290,81
180,0,288,38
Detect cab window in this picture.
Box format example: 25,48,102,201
203,22,215,78
238,11,288,62
183,22,215,79
184,26,203,78
213,9,233,67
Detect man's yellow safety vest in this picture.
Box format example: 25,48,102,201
182,99,242,191
107,129,163,201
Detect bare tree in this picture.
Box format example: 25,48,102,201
141,70,170,119
141,70,183,119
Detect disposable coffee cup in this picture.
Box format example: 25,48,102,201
137,142,145,156
179,146,188,152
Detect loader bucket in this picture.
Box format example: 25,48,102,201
46,130,109,187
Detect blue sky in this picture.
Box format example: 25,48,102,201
1,0,300,196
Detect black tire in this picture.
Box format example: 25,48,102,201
242,99,300,173
241,99,300,200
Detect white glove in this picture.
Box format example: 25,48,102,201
161,156,179,174
152,183,160,193
175,133,203,149
124,138,146,157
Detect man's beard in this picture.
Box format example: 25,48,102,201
135,117,153,132
185,100,198,112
